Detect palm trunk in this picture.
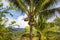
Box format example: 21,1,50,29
29,19,33,40
30,25,33,40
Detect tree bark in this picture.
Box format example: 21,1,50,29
30,25,33,40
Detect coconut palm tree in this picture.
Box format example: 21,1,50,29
8,0,60,40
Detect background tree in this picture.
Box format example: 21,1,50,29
0,0,19,40
54,17,60,26
35,12,60,40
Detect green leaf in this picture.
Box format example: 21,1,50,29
11,21,16,24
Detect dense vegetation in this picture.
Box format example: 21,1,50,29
0,0,60,40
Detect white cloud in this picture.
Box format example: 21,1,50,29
16,15,28,28
2,0,10,8
55,11,60,18
6,14,29,28
6,16,15,27
46,16,56,22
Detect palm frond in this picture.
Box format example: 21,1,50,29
34,0,56,14
9,0,28,13
38,7,60,20
35,8,57,32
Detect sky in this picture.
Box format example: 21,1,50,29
2,0,60,28
2,0,29,28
